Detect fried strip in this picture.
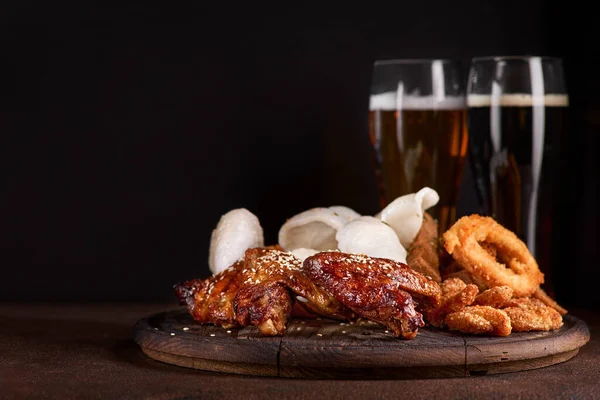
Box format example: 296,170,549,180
533,287,568,315
503,297,564,332
474,286,514,308
441,277,469,296
425,277,479,328
442,269,489,292
445,305,512,336
407,212,442,282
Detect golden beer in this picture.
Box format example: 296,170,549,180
465,56,569,299
467,93,569,296
369,93,468,233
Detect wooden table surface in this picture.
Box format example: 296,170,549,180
1,302,598,400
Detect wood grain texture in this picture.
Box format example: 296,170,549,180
132,307,590,379
132,307,280,371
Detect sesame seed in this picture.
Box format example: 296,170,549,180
342,331,346,334
226,330,232,333
210,334,216,337
183,327,189,331
170,333,175,336
317,333,323,337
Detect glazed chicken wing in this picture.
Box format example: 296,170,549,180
174,247,353,336
174,260,245,330
303,252,442,339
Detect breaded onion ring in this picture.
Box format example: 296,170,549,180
442,215,544,297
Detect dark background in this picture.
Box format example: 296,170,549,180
1,2,597,310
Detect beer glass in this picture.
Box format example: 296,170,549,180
368,59,468,233
466,56,568,295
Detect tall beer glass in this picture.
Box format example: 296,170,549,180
466,56,569,296
369,59,468,234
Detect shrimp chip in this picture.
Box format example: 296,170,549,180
208,208,264,275
377,187,440,248
278,207,350,252
335,216,407,263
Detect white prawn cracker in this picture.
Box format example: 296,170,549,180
377,187,439,248
328,205,361,223
278,207,355,252
208,208,264,275
335,216,407,263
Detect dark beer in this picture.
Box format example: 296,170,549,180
369,92,468,233
467,94,569,293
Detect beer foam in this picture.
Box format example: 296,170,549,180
467,94,569,107
370,91,466,110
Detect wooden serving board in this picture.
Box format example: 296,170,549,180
132,308,590,379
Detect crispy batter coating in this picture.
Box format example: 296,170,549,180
445,305,512,336
533,287,568,315
303,251,442,339
439,248,489,292
442,269,489,292
502,297,564,332
425,277,479,328
441,277,469,296
442,215,544,297
474,286,514,308
407,212,442,282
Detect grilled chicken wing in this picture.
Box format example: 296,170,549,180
303,252,442,339
174,247,353,336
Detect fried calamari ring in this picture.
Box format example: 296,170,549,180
442,215,544,297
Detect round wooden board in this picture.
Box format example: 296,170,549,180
132,307,590,379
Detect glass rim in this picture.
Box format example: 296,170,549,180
471,55,563,63
373,58,459,66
